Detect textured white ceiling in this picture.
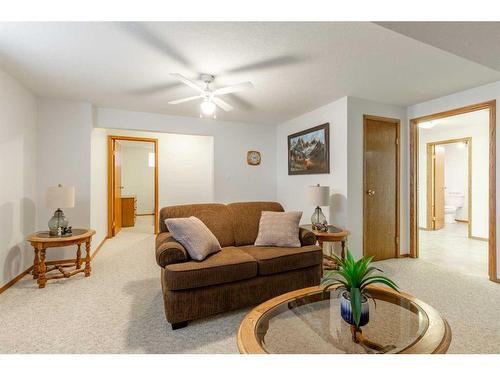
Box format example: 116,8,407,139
376,22,500,71
0,22,499,125
419,109,490,132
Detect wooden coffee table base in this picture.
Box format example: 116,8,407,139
28,229,96,288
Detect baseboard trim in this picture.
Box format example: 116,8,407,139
0,267,33,294
470,236,489,242
91,238,107,260
136,213,154,216
0,237,107,295
418,227,431,231
397,253,410,258
455,219,469,223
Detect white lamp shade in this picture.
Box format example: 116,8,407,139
308,185,330,206
46,185,75,209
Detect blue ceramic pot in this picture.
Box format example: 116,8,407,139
340,291,369,327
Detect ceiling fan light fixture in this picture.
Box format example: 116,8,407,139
200,99,216,116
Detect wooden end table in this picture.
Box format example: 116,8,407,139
26,229,96,288
301,224,349,270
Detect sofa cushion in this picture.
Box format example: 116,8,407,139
241,245,322,276
165,216,221,261
227,202,284,246
254,211,303,248
159,204,235,247
164,247,258,290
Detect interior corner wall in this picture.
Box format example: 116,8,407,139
406,80,500,278
0,68,38,287
347,97,408,257
90,127,108,249
96,108,277,204
276,97,349,230
36,98,93,261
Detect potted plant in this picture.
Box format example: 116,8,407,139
322,250,399,330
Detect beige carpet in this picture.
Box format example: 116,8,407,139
1,222,499,353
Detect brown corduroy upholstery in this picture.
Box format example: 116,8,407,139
164,247,257,290
161,265,321,324
241,245,322,276
299,227,317,246
226,202,284,246
159,204,235,247
156,201,322,327
155,232,189,267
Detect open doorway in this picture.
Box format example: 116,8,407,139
107,136,159,237
410,101,497,281
425,138,472,234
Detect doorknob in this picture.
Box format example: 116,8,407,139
366,189,376,196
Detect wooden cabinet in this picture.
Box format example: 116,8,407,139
121,196,136,227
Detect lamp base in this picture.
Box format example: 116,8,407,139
48,209,71,237
311,206,328,232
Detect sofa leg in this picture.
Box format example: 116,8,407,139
171,321,188,330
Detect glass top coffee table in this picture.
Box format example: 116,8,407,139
237,285,451,354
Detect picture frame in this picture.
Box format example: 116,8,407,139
287,123,330,175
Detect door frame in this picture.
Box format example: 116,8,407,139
363,115,401,259
409,100,497,282
107,135,159,237
425,137,472,236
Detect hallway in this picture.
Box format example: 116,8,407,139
419,222,488,278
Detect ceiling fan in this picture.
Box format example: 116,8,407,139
168,73,254,118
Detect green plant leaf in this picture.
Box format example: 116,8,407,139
360,275,399,292
351,287,362,327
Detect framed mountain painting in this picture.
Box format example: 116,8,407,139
288,123,330,175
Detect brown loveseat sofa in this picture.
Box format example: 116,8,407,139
155,202,323,329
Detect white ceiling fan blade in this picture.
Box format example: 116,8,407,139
213,81,254,96
213,97,234,112
168,96,200,105
170,73,204,93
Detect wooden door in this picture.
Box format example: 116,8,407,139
114,141,122,235
433,145,445,230
363,116,400,261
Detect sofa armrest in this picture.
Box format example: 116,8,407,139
155,232,189,268
299,227,317,246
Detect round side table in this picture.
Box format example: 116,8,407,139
26,229,96,288
301,224,349,270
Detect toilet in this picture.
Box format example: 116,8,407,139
444,191,465,224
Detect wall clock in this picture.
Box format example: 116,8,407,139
247,150,261,166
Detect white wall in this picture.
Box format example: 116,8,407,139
407,80,500,277
443,144,469,221
0,69,38,287
105,128,214,211
417,118,489,238
120,143,155,214
276,96,407,259
276,97,348,228
96,108,276,203
90,127,108,249
36,99,93,261
347,97,408,256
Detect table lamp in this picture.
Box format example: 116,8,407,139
308,184,330,231
46,184,75,236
